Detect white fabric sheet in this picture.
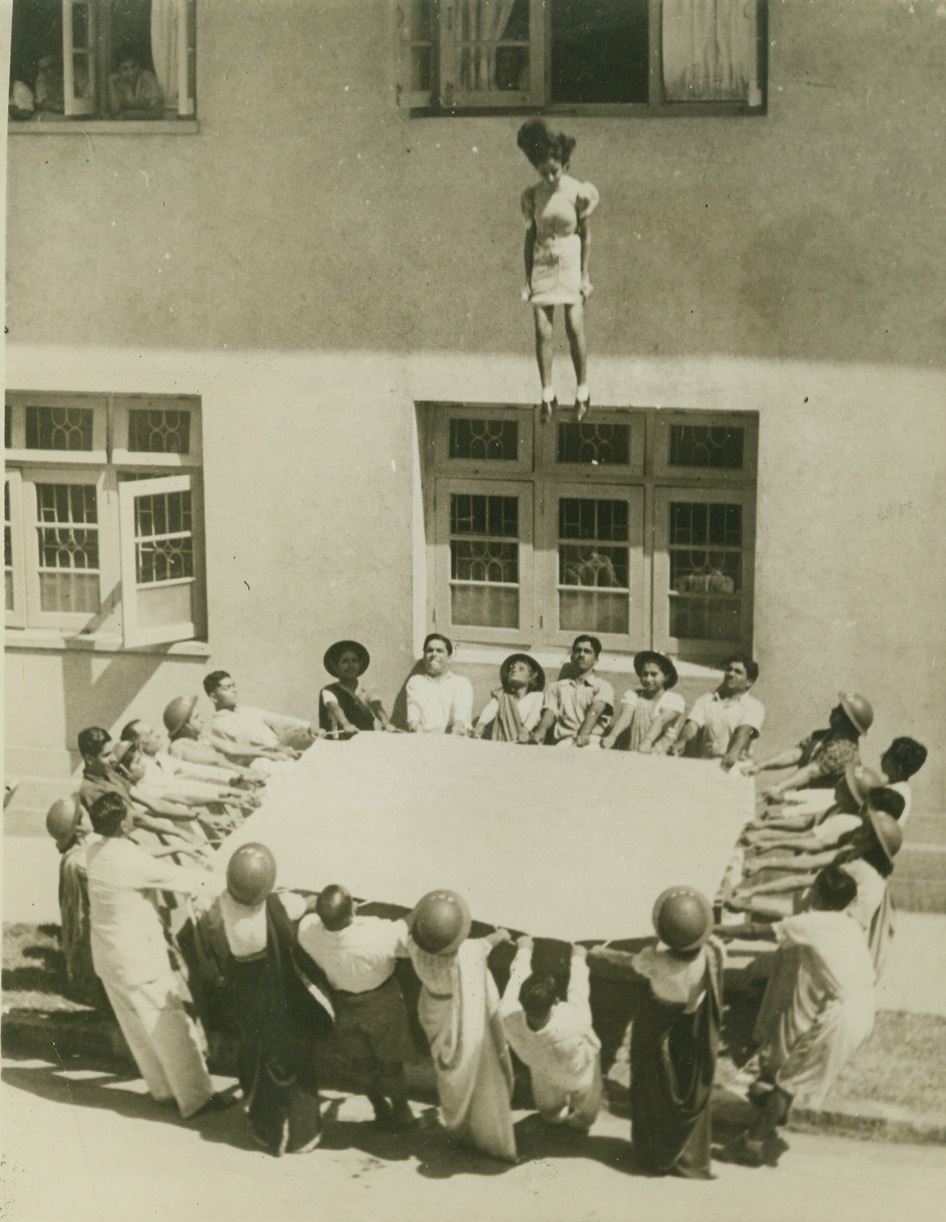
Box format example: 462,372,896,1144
217,734,754,941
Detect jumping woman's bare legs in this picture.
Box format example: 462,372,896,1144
533,304,556,420
564,302,588,418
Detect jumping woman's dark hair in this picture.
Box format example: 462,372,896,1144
517,118,576,169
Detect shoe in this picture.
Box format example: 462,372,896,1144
190,1092,238,1118
371,1097,394,1126
383,1104,418,1132
540,396,557,423
574,396,590,421
715,1132,766,1167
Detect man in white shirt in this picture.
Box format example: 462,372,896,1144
205,670,317,767
501,937,602,1131
672,654,764,769
406,634,474,735
120,717,257,813
531,635,614,746
298,885,416,1129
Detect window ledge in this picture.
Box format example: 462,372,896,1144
5,629,211,657
9,119,199,136
447,641,723,679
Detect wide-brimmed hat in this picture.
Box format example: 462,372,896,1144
866,806,903,866
323,639,370,678
500,652,546,693
163,694,198,737
838,691,874,735
844,761,884,807
633,650,678,689
652,886,713,952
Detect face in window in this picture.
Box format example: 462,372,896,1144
212,677,239,710
570,640,598,674
118,57,142,87
535,157,565,188
423,639,450,677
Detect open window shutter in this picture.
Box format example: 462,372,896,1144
119,473,206,647
395,2,435,108
63,0,96,116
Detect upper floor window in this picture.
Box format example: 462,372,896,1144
5,392,206,647
9,0,196,124
397,0,766,114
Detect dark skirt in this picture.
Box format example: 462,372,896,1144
630,947,722,1178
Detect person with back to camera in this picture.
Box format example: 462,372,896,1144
406,633,474,735
589,886,724,1179
517,118,599,422
601,650,685,754
500,936,602,1132
879,735,927,823
406,889,517,1161
297,884,416,1130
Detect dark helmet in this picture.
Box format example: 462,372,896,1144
410,889,471,955
652,886,713,952
226,842,277,906
163,694,198,737
45,796,81,852
838,691,874,735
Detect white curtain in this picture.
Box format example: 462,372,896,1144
151,0,180,109
662,0,761,105
457,0,517,93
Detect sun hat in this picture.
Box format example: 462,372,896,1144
324,640,370,679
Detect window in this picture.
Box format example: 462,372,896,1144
5,392,206,646
421,404,756,658
397,0,766,114
9,0,196,123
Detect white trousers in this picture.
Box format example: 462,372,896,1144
531,1058,603,1130
102,971,213,1118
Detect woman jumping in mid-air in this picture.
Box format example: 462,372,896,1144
518,118,598,422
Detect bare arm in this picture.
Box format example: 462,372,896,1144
763,763,824,801
721,724,756,771
575,700,608,748
601,703,633,749
578,217,591,295
523,222,536,289
530,708,556,745
743,745,804,776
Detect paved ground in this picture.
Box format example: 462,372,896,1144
3,1052,946,1222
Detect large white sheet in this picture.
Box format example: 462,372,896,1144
218,734,754,941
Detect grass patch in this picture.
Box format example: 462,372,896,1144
2,922,90,1013
832,1011,946,1116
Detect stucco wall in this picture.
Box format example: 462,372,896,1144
6,1,945,808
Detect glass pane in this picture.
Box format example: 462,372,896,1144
670,502,742,547
451,539,518,583
456,0,530,93
411,45,431,91
671,550,741,594
134,491,195,584
450,494,518,537
560,589,628,634
128,408,191,454
449,418,518,461
39,571,99,613
557,422,630,465
669,425,745,469
137,582,194,631
4,406,10,449
5,572,13,611
559,497,628,542
451,584,518,629
550,0,648,104
559,544,627,589
26,406,94,450
670,597,742,642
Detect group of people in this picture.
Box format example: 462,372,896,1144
9,47,163,121
41,635,928,1175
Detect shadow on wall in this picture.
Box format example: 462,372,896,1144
61,646,168,765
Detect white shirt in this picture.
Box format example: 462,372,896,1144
687,689,765,758
297,914,410,992
213,705,309,750
86,837,218,985
406,672,474,734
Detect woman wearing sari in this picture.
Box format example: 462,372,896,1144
472,653,546,744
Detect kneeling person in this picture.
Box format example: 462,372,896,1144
298,885,416,1129
501,937,602,1130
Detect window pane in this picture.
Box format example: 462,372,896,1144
34,482,100,612
449,491,520,629
136,582,195,631
4,406,10,449
449,418,518,461
26,406,94,450
455,0,531,94
669,500,744,640
557,422,630,465
4,482,12,611
134,490,195,584
128,408,191,454
550,0,648,104
669,424,745,469
558,497,629,633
